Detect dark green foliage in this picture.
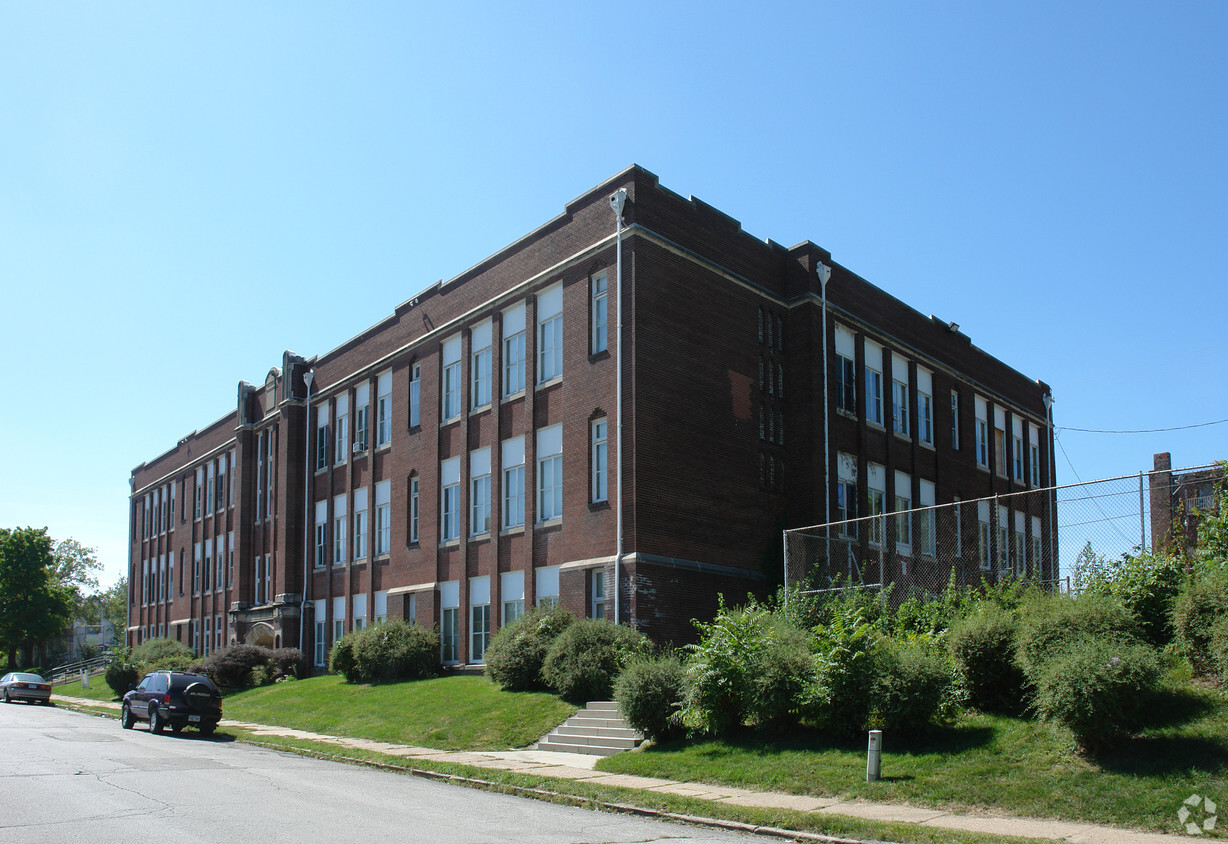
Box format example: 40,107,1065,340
0,527,75,669
614,655,687,742
131,637,194,668
541,618,649,702
750,620,816,730
1031,637,1160,749
1210,616,1228,681
483,604,575,691
1080,550,1187,646
332,621,440,683
947,603,1026,713
144,654,195,673
105,659,139,696
806,605,880,734
682,602,776,734
270,648,307,680
1014,591,1142,682
191,644,277,689
1172,570,1228,675
871,636,959,731
892,571,978,638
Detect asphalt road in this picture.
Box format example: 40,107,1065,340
0,701,772,843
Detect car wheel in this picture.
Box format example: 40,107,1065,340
120,703,134,730
171,723,183,735
42,698,52,706
149,706,164,734
199,724,216,737
2,690,9,703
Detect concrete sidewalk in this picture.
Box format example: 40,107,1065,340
54,695,1195,844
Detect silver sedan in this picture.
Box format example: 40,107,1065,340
1,672,53,704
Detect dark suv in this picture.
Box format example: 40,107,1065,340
121,671,223,736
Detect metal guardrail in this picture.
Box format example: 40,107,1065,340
48,654,110,685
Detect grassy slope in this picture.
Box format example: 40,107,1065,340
596,680,1228,836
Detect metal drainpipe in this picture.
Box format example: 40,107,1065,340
1043,392,1056,582
299,369,314,654
819,262,832,574
610,188,627,626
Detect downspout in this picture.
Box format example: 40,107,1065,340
609,188,627,625
1043,391,1056,584
299,369,314,654
819,262,833,570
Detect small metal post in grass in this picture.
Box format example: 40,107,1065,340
867,730,882,782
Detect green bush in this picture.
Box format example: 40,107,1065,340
682,602,776,735
131,637,194,667
614,655,687,742
806,605,880,734
1031,636,1161,749
191,644,275,689
329,634,357,679
1015,591,1142,682
1210,616,1228,681
105,660,139,697
1081,551,1187,646
750,620,815,730
144,654,196,673
872,636,959,732
351,620,440,683
542,618,649,702
484,604,575,691
270,648,307,680
1172,570,1228,675
947,603,1025,713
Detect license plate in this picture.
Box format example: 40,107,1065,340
188,715,201,723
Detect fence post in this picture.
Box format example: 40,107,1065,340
1138,471,1146,552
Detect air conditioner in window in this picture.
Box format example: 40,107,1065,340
353,442,366,453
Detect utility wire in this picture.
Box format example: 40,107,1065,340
1057,417,1228,435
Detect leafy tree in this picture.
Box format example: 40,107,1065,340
82,577,128,641
51,538,102,609
0,527,75,669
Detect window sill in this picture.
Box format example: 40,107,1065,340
836,409,858,421
893,431,911,441
470,404,492,418
374,553,390,562
438,540,461,549
537,517,562,529
589,349,610,362
867,421,885,432
589,500,610,511
375,442,392,453
919,441,935,452
500,525,525,536
502,390,525,404
468,532,492,542
535,377,563,392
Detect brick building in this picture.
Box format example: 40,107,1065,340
1149,452,1225,555
127,165,1056,666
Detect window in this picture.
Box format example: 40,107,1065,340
864,340,884,425
191,619,199,654
502,436,525,528
441,456,461,542
335,395,349,465
353,487,368,561
253,554,262,603
977,501,991,570
471,319,492,410
867,463,886,546
537,283,563,383
313,600,326,666
193,543,201,594
836,356,856,414
441,334,462,422
536,565,560,608
1012,430,1024,481
537,424,563,522
206,463,215,519
918,480,936,557
997,505,1010,571
591,418,608,503
215,460,226,511
228,451,235,507
1029,424,1041,486
503,302,526,397
408,363,421,428
354,383,369,453
168,551,175,600
950,390,960,450
314,501,328,567
353,594,367,632
1031,516,1043,570
891,353,910,437
440,581,459,664
974,395,989,468
315,408,329,471
215,536,224,590
227,532,234,588
894,470,912,554
591,271,608,354
375,480,391,556
194,468,203,520
501,571,525,625
333,494,347,565
994,406,1007,477
376,370,392,447
1015,518,1027,576
954,497,963,559
374,590,388,625
836,452,857,538
917,368,933,446
470,447,491,536
333,596,346,644
203,617,211,657
215,615,223,650
470,576,491,663
408,475,420,543
591,569,606,619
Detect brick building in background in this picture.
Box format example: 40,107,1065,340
1149,452,1225,555
128,165,1056,666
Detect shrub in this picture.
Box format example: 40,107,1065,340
131,637,194,668
750,620,816,730
484,604,575,691
947,603,1025,713
144,654,196,673
329,634,358,679
191,644,275,689
1081,551,1187,646
351,620,439,683
1210,616,1228,681
1031,636,1161,749
614,655,687,742
1172,570,1228,675
681,602,775,735
872,636,959,732
1015,591,1142,682
105,660,139,697
270,648,307,680
542,618,649,702
806,605,880,734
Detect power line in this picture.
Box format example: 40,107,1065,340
1056,417,1228,435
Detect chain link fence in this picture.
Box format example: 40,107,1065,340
783,463,1221,602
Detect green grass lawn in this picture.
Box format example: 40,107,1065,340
221,674,576,751
54,677,118,702
596,679,1228,836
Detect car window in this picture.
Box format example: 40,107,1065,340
136,676,151,691
0,674,10,683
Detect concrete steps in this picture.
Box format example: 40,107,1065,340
536,700,644,756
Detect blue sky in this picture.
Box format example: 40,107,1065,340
2,2,1225,588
